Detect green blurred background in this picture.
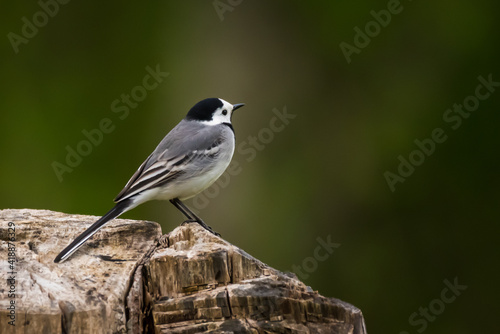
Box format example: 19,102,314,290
1,1,499,333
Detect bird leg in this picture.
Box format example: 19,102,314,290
169,198,221,237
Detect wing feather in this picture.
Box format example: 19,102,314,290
113,120,228,203
114,157,187,202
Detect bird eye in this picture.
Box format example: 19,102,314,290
222,109,228,115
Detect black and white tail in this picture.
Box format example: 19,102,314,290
53,200,132,263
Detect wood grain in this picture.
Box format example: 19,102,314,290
0,209,366,334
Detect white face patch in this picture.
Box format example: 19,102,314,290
200,99,234,126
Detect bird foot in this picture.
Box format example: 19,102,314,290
181,219,197,225
182,219,221,237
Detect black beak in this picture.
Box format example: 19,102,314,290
232,103,245,111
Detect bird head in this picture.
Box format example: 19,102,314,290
185,98,244,125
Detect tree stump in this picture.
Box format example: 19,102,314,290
0,209,366,334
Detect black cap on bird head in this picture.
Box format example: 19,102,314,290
186,98,224,121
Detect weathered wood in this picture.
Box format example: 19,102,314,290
0,209,162,334
0,209,366,333
142,224,366,334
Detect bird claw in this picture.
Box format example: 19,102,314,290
182,219,221,237
182,219,197,225
210,229,221,237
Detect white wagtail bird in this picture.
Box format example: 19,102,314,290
54,98,244,263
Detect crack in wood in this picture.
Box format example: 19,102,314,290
0,209,366,334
